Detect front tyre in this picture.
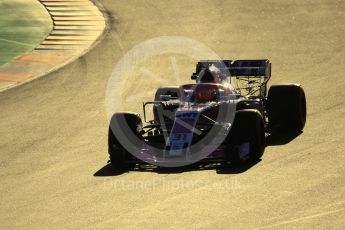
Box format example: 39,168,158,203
226,109,265,166
108,112,142,169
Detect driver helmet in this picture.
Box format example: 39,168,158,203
198,65,223,83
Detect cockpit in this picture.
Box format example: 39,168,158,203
180,83,235,103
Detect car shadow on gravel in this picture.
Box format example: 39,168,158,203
94,160,260,177
94,164,129,176
215,159,261,174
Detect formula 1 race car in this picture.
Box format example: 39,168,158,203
108,59,306,168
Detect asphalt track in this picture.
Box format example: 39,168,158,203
1,0,345,229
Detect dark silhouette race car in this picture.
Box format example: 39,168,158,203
108,60,306,168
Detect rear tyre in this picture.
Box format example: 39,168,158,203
108,112,142,170
267,84,306,133
226,109,265,166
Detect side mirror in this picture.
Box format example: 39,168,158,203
160,95,172,101
191,73,197,80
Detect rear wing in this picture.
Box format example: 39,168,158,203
192,59,271,79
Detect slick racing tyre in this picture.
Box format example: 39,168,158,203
226,109,265,166
108,112,142,169
267,84,306,133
